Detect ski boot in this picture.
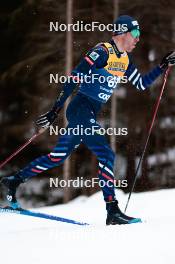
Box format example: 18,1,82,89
106,200,142,225
0,175,24,209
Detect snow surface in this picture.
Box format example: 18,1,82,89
0,189,175,264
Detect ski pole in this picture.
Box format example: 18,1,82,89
124,66,171,212
0,127,47,170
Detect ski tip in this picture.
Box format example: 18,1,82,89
0,206,89,226
129,218,142,224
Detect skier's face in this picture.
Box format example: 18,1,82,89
113,32,140,53
123,32,140,52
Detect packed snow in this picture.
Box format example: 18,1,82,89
0,189,174,264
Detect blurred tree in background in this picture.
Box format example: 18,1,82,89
0,0,175,207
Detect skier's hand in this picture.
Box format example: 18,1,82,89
160,51,175,69
36,110,58,128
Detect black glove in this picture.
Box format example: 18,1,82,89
36,110,58,128
160,51,175,69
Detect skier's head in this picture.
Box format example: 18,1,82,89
112,15,140,52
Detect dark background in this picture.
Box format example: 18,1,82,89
0,0,175,207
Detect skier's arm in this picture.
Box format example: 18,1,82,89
125,62,163,91
36,45,109,128
51,44,109,112
126,51,175,91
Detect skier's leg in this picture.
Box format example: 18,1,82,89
82,128,141,225
17,133,80,181
1,131,81,208
82,132,116,202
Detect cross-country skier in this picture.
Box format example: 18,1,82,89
1,15,175,225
